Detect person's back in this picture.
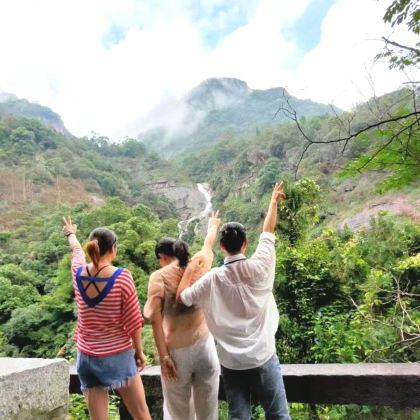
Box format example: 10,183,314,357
180,227,279,370
63,218,151,420
145,252,209,349
179,184,291,420
145,214,221,420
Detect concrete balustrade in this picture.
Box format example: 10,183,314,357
0,358,69,420
1,360,419,419
70,363,420,417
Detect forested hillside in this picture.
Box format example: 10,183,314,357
0,111,189,357
0,112,193,229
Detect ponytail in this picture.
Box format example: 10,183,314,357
173,240,190,268
86,239,100,266
87,227,117,266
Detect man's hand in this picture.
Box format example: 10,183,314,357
62,216,77,236
263,182,286,233
135,349,147,372
161,356,178,382
271,182,286,204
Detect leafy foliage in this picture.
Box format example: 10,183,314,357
377,0,420,69
0,197,178,358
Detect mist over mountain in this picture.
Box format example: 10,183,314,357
139,78,341,155
0,93,70,135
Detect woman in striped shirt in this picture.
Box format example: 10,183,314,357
63,216,151,420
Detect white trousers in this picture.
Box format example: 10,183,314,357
162,334,220,420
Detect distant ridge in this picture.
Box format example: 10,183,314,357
140,78,341,155
0,93,70,136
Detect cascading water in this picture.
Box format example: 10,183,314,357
197,183,212,217
178,183,212,239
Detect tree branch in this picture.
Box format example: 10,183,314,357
382,36,420,56
355,119,418,171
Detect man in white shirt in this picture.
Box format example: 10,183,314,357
177,183,290,420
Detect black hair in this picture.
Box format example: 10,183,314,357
155,237,190,268
86,227,117,266
220,222,247,254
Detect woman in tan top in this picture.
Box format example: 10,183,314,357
144,213,221,420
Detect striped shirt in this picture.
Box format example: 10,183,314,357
71,245,143,356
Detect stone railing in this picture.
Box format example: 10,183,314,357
0,358,69,419
2,359,418,419
70,363,420,418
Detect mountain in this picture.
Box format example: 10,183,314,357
0,109,191,230
140,78,341,155
0,93,70,135
177,86,419,234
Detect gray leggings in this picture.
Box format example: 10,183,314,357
162,334,220,420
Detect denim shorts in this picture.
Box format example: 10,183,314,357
76,349,138,391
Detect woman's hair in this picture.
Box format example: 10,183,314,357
155,237,190,268
86,227,117,266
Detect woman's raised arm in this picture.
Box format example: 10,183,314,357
63,216,85,270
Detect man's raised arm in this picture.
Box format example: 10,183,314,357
262,182,286,233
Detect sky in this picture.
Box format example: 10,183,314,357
0,0,417,139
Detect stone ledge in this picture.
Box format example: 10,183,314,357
0,358,69,420
69,363,420,407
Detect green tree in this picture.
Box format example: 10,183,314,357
0,278,40,324
378,0,420,69
276,178,320,245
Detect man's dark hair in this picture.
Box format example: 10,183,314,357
220,222,247,254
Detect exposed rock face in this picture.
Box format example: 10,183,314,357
0,358,69,419
338,196,420,231
147,181,208,222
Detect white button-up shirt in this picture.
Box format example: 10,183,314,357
181,232,279,370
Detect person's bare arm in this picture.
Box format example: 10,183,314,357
149,311,177,381
202,210,221,254
62,216,82,249
144,273,178,380
63,216,86,271
176,257,201,302
262,182,286,233
130,327,147,372
176,211,221,302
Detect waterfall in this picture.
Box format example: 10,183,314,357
197,183,212,217
178,183,212,239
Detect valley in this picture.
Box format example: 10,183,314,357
0,77,418,420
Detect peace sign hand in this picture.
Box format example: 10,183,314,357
271,182,286,204
208,210,221,230
62,216,77,237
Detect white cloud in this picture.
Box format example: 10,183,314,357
0,0,416,138
288,0,419,109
